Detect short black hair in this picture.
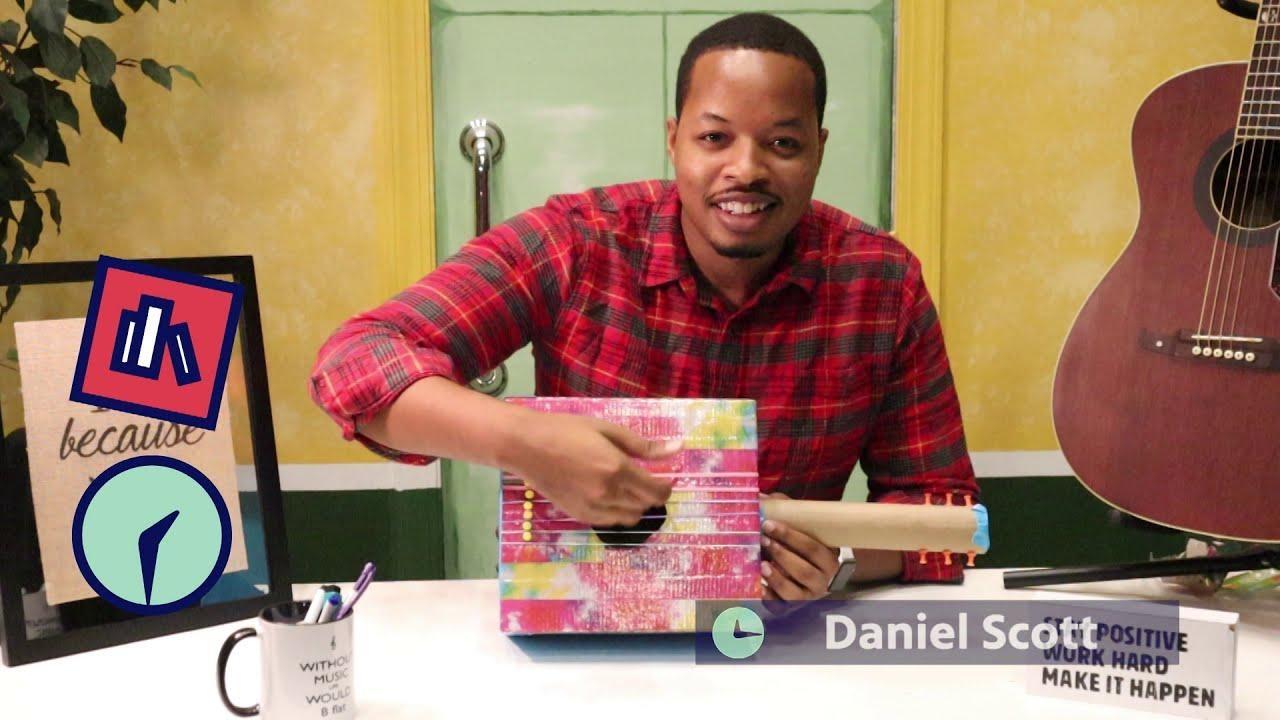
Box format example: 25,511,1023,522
675,13,827,127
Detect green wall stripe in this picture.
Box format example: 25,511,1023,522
974,477,1188,568
283,489,444,582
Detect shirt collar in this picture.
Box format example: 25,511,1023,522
642,181,824,298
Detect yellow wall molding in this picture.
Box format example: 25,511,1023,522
377,0,437,294
893,0,946,306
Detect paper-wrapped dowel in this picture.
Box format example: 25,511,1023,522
761,498,989,553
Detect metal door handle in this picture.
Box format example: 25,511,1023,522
459,119,509,396
460,118,505,234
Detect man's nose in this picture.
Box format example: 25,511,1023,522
725,140,768,185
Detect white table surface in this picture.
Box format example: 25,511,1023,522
2,569,1277,719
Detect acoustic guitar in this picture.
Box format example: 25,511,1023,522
1053,0,1280,542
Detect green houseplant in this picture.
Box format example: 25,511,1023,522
0,0,199,318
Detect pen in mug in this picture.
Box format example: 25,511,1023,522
336,562,376,621
301,588,329,624
317,594,341,624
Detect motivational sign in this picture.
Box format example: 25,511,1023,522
1025,598,1238,720
16,318,247,606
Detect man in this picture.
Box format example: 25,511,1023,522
310,13,978,600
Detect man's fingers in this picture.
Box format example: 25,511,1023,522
763,536,829,596
763,519,839,578
596,421,683,459
619,465,673,507
761,560,807,601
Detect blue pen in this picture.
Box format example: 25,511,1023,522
317,594,341,623
336,562,376,620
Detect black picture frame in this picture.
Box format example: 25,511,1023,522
0,255,291,666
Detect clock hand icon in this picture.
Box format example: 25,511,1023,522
138,510,180,605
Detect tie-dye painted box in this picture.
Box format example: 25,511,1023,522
499,397,761,634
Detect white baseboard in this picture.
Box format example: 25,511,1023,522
969,451,1073,478
236,462,441,492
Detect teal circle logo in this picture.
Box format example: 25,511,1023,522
71,455,231,615
712,606,765,659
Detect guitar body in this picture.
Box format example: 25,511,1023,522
1054,62,1280,541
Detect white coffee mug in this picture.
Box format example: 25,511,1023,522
217,600,355,718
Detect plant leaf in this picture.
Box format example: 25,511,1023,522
36,33,81,80
68,0,122,23
6,50,34,82
47,86,78,131
14,122,46,166
0,120,28,163
43,188,60,230
0,19,19,45
0,163,30,200
15,198,41,253
170,63,200,88
27,0,69,37
140,58,170,90
45,118,66,163
79,35,115,86
89,80,125,140
0,76,30,133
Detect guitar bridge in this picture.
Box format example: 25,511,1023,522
1139,329,1279,370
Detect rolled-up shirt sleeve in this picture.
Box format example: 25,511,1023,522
309,196,580,464
860,254,981,583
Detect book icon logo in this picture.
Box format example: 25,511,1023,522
70,257,242,430
111,295,201,385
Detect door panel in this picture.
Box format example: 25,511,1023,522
432,13,668,577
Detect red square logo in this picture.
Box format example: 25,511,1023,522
69,256,243,430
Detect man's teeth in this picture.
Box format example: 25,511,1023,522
717,201,773,215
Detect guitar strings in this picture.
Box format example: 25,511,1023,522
1221,6,1275,347
1199,6,1266,353
1227,3,1280,345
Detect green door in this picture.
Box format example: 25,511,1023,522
431,1,895,578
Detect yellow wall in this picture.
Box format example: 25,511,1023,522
7,1,426,464
941,0,1255,451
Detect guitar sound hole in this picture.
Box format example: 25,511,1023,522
1210,138,1280,229
593,504,667,546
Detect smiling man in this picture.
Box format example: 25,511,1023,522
310,13,978,598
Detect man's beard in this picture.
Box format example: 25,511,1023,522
708,237,773,260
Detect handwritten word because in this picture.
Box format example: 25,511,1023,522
60,417,206,460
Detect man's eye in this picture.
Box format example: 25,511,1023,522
701,133,724,143
774,138,800,150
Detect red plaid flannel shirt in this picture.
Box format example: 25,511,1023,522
311,179,979,582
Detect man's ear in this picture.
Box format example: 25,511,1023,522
665,116,678,164
817,127,829,166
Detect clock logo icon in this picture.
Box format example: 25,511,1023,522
71,455,232,615
712,606,765,659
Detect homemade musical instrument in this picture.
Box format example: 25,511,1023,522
498,397,988,634
1052,0,1280,542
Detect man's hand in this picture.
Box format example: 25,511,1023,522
501,410,681,526
759,492,839,602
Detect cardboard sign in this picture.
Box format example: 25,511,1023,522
1025,596,1238,720
15,318,247,606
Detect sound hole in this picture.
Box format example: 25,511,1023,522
592,504,667,546
1210,138,1280,229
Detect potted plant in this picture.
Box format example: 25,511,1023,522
0,0,199,318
